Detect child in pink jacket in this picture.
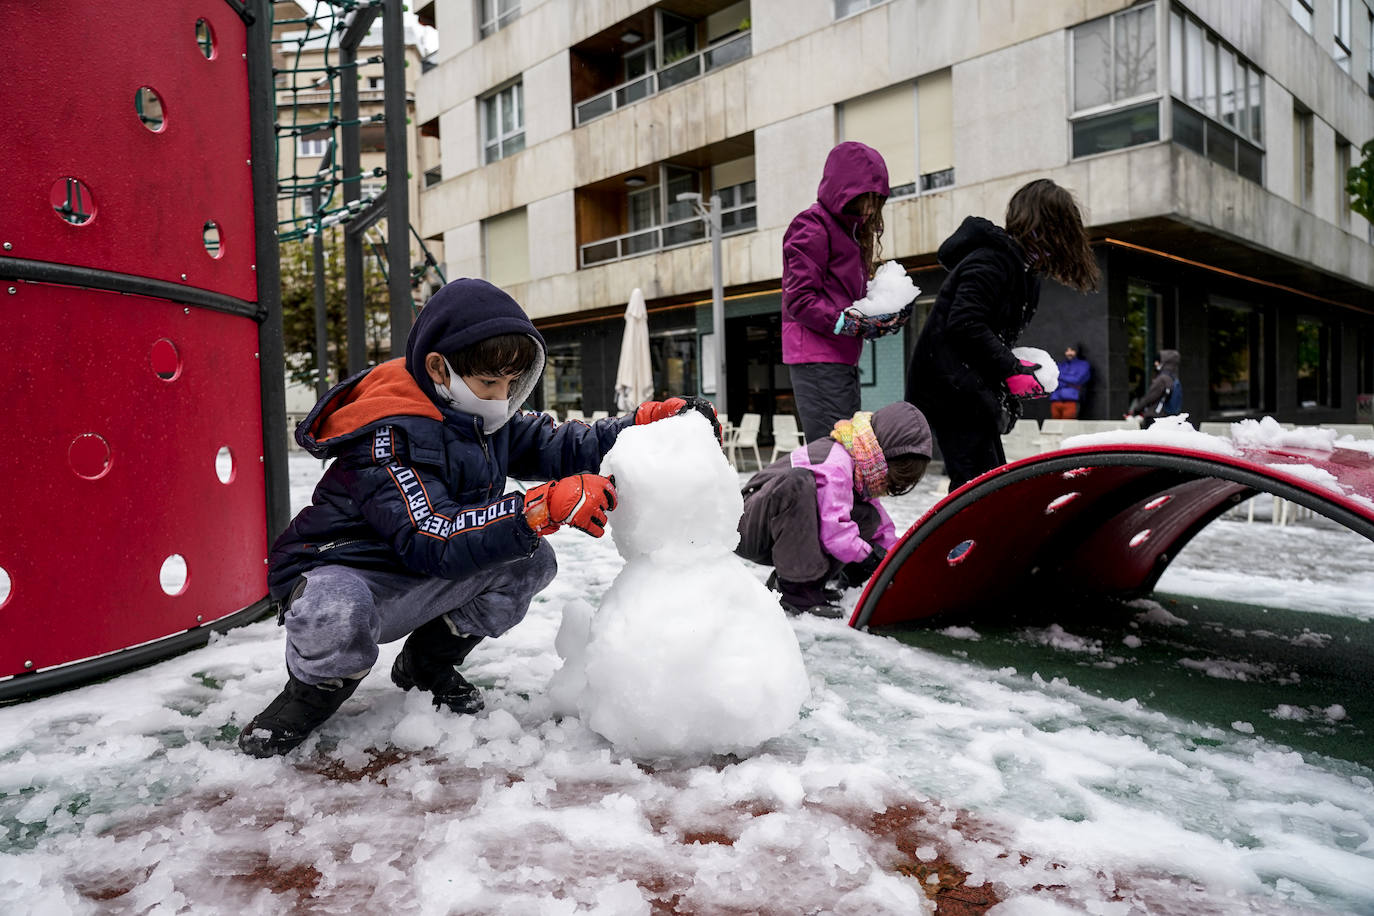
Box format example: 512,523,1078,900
736,402,932,617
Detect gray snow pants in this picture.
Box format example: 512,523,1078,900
736,468,880,584
789,361,862,444
281,540,557,684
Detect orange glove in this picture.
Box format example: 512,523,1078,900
634,396,723,443
523,474,618,537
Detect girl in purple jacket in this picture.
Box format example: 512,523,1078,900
736,402,932,618
782,142,911,443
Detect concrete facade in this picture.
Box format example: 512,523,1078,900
416,0,1374,432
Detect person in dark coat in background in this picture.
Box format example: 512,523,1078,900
782,141,911,443
904,179,1100,490
239,278,720,757
736,402,932,618
1050,343,1092,419
1126,349,1183,428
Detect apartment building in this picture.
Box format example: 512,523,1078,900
415,0,1374,439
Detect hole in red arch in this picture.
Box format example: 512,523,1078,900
1045,492,1081,514
69,434,112,480
947,539,975,566
0,567,10,609
160,555,188,596
50,177,97,226
151,338,181,380
203,221,223,258
135,86,165,131
215,446,235,484
1129,529,1153,548
196,18,216,59
1144,495,1173,511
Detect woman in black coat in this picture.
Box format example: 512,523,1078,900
905,179,1100,489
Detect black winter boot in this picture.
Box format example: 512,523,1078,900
776,577,846,619
767,570,843,603
238,673,361,758
390,615,486,714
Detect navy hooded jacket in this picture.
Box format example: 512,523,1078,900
268,278,632,600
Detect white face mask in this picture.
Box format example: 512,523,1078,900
438,358,511,432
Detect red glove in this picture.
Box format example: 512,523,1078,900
1005,360,1046,399
634,396,723,443
523,474,618,537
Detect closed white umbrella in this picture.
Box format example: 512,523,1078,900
614,288,655,413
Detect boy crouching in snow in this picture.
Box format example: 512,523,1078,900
735,402,932,618
240,278,719,757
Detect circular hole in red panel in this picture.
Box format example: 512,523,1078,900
135,86,165,132
0,567,10,609
69,434,112,480
1129,529,1153,548
1144,495,1173,511
1045,492,1081,514
215,446,235,484
50,177,97,226
151,338,181,381
196,19,216,59
947,539,975,566
203,221,223,258
160,555,188,596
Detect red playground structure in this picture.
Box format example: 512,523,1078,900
0,1,290,701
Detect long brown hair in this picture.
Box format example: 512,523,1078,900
845,191,886,278
1005,179,1100,292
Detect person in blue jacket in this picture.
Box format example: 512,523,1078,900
1050,343,1091,419
239,278,719,757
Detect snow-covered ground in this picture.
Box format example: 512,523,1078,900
2,452,1371,914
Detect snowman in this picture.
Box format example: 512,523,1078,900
548,412,810,760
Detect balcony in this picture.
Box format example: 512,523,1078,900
580,181,756,267
571,2,752,127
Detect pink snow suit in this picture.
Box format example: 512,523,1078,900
789,441,897,564
781,142,891,366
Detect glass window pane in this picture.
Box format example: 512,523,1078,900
1297,317,1324,408
504,131,524,157
1219,47,1236,127
1291,0,1313,33
484,97,497,142
1172,103,1205,154
1236,62,1250,138
1237,140,1263,183
1071,101,1160,158
500,88,516,134
1185,19,1205,109
1203,37,1218,118
512,83,523,130
1248,67,1263,141
1206,121,1237,170
1169,11,1184,97
1074,18,1112,110
1114,6,1157,99
1208,303,1252,415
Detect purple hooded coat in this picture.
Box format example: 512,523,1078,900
781,142,890,366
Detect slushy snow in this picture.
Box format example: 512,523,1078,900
549,413,810,760
850,260,920,317
1011,346,1059,393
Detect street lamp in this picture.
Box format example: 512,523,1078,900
677,191,727,420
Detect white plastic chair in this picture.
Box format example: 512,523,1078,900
768,414,806,463
726,413,763,470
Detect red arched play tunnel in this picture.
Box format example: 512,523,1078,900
852,443,1374,630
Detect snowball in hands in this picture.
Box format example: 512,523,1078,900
1012,346,1059,394
548,413,810,760
849,260,920,317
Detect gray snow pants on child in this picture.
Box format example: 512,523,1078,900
735,468,880,584
281,540,557,685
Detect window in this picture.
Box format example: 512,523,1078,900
1294,105,1314,207
299,131,330,158
479,0,519,38
1207,299,1267,416
1169,7,1264,183
1290,0,1313,34
543,343,582,416
482,81,524,163
483,207,529,287
835,0,886,19
1126,280,1166,409
841,70,955,197
1335,0,1352,71
1296,316,1338,409
368,76,384,90
1071,3,1161,157
1337,137,1353,228
649,329,699,401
